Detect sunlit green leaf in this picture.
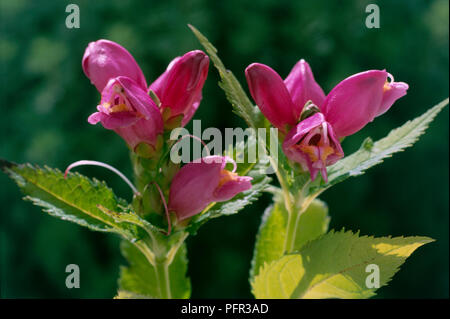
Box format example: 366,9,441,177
252,230,433,299
250,199,329,281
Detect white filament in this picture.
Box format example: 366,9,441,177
64,160,138,194
224,156,237,173
174,134,211,157
387,72,394,83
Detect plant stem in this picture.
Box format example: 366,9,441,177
136,231,188,299
267,155,293,214
134,241,155,266
283,206,300,253
265,151,299,253
282,180,312,254
155,259,172,299
166,232,189,264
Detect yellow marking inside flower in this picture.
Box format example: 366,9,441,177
298,144,335,163
383,81,391,92
320,146,335,162
299,145,319,162
103,102,129,113
217,169,239,188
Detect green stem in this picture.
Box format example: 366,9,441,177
267,155,293,214
282,180,312,254
283,206,300,253
154,259,172,299
135,231,187,299
130,146,185,300
262,134,318,254
134,241,155,266
166,232,189,264
265,151,298,253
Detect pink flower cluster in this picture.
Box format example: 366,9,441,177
245,60,408,181
82,39,408,221
83,40,209,157
82,40,252,221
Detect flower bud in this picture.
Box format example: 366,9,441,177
149,50,209,127
168,156,252,221
245,63,298,133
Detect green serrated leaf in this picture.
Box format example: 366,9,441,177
252,230,433,299
1,160,139,240
118,240,190,298
316,98,449,192
189,24,263,129
293,200,330,252
250,199,329,281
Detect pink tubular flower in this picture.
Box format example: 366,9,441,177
149,50,209,127
246,59,408,180
319,70,408,137
282,113,343,182
83,40,163,157
88,76,163,157
168,156,252,221
82,40,209,146
82,39,147,92
82,40,210,156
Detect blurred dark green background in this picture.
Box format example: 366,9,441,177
0,0,448,298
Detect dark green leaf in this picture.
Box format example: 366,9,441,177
1,160,138,240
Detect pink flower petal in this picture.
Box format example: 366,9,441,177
168,156,252,220
284,59,326,117
149,50,209,126
82,39,147,92
245,63,297,132
282,112,327,149
115,77,161,123
377,78,409,116
89,76,163,151
282,112,343,182
168,156,223,220
213,176,252,202
114,117,161,150
321,70,388,138
89,111,139,130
